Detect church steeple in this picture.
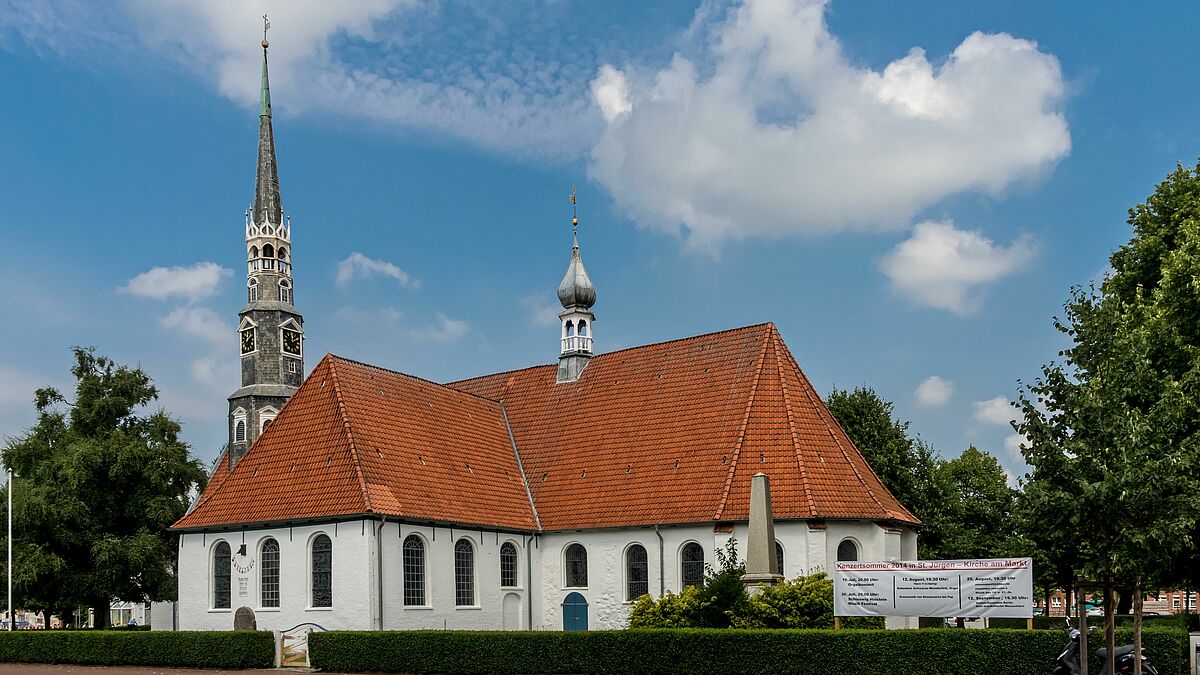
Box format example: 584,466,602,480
557,187,596,383
228,17,304,469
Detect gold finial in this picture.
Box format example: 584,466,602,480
569,185,578,236
262,14,271,48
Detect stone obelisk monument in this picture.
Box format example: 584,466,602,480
742,472,784,595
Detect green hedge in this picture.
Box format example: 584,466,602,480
0,630,275,668
310,627,1189,675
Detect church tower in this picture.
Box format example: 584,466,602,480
228,26,304,467
556,189,596,383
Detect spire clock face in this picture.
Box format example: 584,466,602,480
240,328,256,354
282,329,301,356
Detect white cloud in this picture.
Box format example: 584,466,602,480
520,292,561,328
588,0,1069,250
160,307,230,347
406,313,469,342
914,375,953,407
880,221,1035,314
973,395,1019,426
121,262,232,302
2,1,603,158
336,253,420,289
591,64,631,123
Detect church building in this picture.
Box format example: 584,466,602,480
171,35,918,633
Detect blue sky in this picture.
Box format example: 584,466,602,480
1,0,1197,483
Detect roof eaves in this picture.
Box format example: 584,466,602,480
327,356,374,514
713,326,772,520
501,402,541,531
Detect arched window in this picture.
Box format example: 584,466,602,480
681,543,705,588
454,539,475,606
248,278,259,303
278,280,291,304
775,541,784,577
213,542,231,609
499,542,518,588
260,538,280,608
263,243,274,258
626,544,648,601
837,539,858,562
578,319,588,336
564,543,587,588
311,534,332,608
249,246,259,260
261,417,273,432
565,320,575,336
278,247,287,260
235,420,246,443
402,535,425,606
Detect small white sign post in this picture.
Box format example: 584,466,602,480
834,558,1033,622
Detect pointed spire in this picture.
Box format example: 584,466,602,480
252,18,282,226
558,186,596,309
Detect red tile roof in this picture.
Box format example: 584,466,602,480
174,323,916,532
173,356,538,531
451,323,916,530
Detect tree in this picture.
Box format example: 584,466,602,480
1016,161,1200,672
2,348,208,628
934,447,1019,560
825,386,951,558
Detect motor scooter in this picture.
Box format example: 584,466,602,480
1053,626,1159,675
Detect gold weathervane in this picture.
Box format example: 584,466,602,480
569,185,578,237
262,14,271,48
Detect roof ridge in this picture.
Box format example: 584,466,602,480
329,353,514,407
713,326,773,520
772,327,817,518
447,322,776,389
776,335,895,520
326,356,375,514
501,402,541,531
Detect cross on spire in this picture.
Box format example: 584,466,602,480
262,14,271,45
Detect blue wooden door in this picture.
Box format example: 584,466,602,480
562,592,588,631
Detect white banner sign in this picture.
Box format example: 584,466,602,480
834,558,1033,618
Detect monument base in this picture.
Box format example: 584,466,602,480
742,572,784,596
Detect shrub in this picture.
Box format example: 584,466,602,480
628,538,748,628
733,573,833,629
310,626,1189,674
0,630,274,668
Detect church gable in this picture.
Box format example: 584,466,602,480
177,356,367,529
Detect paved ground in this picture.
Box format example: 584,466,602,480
0,662,321,667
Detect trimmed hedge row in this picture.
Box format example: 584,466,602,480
310,626,1189,675
0,630,275,668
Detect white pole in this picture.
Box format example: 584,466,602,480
7,467,11,632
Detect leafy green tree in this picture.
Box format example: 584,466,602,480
934,447,1020,560
825,386,951,558
1,348,208,628
1017,161,1200,667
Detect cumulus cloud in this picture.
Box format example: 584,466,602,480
336,253,420,289
973,395,1019,426
1003,432,1027,463
588,0,1069,250
880,221,1035,314
121,262,232,302
914,375,953,407
160,307,230,347
406,313,469,342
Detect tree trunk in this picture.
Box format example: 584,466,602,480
1105,579,1116,675
1116,584,1133,615
91,599,109,630
1078,586,1088,675
1065,587,1073,619
1044,586,1052,617
1133,578,1143,675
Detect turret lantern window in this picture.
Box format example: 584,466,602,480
279,279,291,304
248,278,259,303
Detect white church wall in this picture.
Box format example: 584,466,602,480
378,522,531,631
177,521,371,632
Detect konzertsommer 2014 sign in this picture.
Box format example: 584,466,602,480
833,558,1033,618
